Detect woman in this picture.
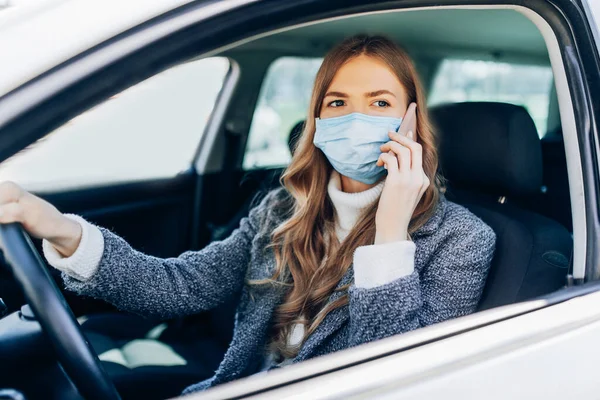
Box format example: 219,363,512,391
0,35,495,394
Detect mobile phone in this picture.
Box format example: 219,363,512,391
398,102,417,138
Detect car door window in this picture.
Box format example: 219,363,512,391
243,57,323,170
0,57,230,192
428,59,554,137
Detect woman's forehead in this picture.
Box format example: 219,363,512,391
327,55,405,95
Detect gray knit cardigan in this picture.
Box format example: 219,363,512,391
63,188,496,394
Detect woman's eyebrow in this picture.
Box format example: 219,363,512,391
324,91,349,98
365,90,396,98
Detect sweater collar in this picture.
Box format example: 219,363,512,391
325,171,446,238
327,171,385,234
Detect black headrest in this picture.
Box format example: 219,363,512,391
431,102,542,197
289,120,305,155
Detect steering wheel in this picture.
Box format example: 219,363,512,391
0,223,120,400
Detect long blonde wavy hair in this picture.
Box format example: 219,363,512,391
259,35,442,360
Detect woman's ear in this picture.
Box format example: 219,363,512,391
398,102,418,140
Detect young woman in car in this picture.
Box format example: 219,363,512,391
0,35,495,393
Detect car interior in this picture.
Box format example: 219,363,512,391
0,7,575,400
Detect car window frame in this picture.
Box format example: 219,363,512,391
0,0,598,397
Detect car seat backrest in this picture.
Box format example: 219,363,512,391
434,102,543,198
430,102,572,310
516,130,573,231
538,132,572,230
289,120,305,156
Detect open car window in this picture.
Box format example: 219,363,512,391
0,57,230,192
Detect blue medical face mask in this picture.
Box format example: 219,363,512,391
313,112,403,184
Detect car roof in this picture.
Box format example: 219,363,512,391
0,0,192,96
234,8,549,64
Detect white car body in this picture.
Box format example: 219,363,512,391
1,1,600,399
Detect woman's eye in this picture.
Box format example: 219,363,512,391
374,100,390,108
328,100,345,108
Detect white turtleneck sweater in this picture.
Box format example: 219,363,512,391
43,171,416,353
326,171,415,288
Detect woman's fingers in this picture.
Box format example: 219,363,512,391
0,181,26,223
0,181,23,205
380,140,411,172
0,202,25,223
383,130,423,170
377,151,399,173
379,131,430,194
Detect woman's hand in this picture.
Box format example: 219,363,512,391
0,181,82,256
375,130,430,244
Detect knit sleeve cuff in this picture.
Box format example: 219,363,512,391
353,241,416,289
42,214,104,281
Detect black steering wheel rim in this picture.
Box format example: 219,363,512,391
0,223,120,400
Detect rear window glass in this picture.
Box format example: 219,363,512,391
244,57,323,170
428,59,553,137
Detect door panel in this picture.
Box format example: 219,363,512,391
41,172,196,258
0,171,197,316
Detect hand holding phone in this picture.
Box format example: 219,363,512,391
375,101,428,244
